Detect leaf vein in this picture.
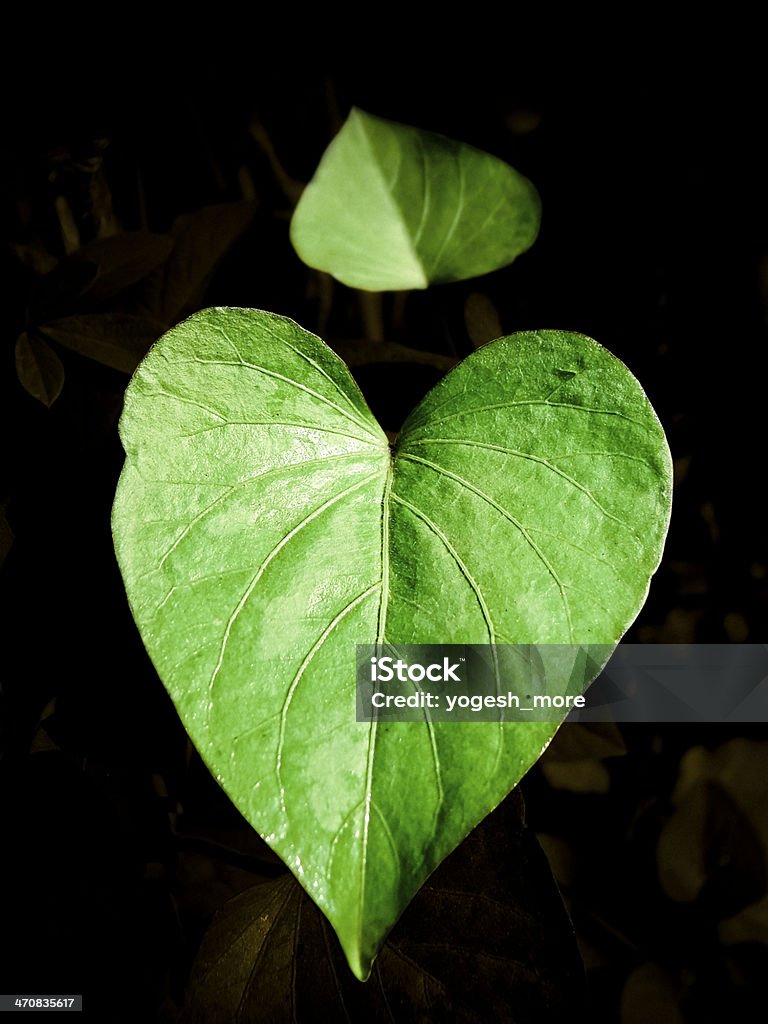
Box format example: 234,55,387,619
391,493,503,776
176,354,381,442
400,453,574,641
258,319,372,425
153,452,376,574
405,399,652,435
204,470,383,727
429,148,465,277
408,437,640,542
179,420,378,446
275,581,382,815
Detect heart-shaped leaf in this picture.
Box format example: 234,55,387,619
290,109,541,291
112,308,671,979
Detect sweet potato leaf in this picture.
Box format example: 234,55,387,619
112,308,671,979
290,109,541,291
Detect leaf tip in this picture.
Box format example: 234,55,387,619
347,947,374,984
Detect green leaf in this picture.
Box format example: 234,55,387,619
41,314,165,374
112,309,671,979
15,332,65,406
290,108,541,291
182,794,584,1023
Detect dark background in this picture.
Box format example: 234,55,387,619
1,59,766,1021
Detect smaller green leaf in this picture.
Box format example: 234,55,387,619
15,333,65,406
76,232,174,302
290,108,541,291
41,314,165,374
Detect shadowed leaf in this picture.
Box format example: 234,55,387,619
76,232,174,302
182,794,584,1023
31,260,99,320
15,332,65,406
540,758,611,794
658,741,768,918
42,314,165,374
137,203,257,324
332,338,458,373
621,963,686,1024
543,722,627,762
465,292,503,348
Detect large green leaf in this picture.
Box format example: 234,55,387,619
112,308,671,979
290,109,541,291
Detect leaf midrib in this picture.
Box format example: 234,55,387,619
357,455,393,976
354,112,429,290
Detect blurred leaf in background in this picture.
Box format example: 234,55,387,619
13,203,257,399
14,332,65,406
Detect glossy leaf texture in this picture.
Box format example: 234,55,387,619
182,793,585,1023
290,109,541,291
112,308,671,979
